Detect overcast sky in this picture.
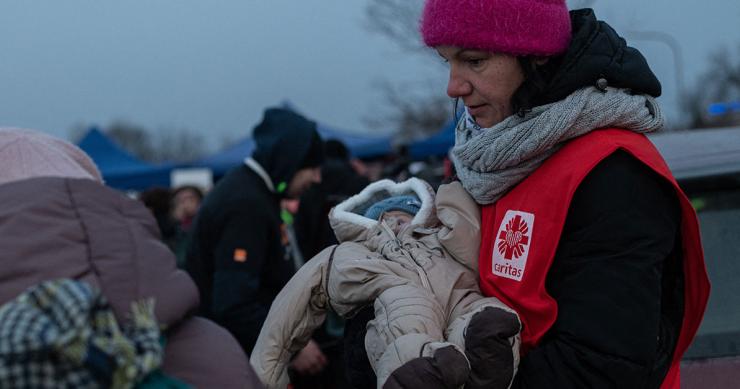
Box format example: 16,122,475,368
1,1,738,151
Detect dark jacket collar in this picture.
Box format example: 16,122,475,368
513,8,662,113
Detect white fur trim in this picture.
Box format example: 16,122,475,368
332,178,434,229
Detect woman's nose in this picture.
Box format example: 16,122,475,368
446,68,472,98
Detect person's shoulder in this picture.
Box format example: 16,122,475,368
202,169,274,216
572,149,679,217
582,150,671,195
214,166,258,192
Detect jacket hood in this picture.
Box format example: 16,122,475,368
0,177,199,328
0,127,103,186
513,8,662,112
329,178,437,243
251,108,323,195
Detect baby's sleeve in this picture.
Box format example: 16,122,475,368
435,181,481,273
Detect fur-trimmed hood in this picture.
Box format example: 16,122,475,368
329,178,438,243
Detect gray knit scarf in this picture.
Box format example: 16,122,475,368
451,86,665,205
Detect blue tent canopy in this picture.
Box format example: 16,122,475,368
283,100,393,159
194,127,391,178
193,107,394,177
408,119,456,160
192,137,256,177
77,128,174,191
316,122,392,159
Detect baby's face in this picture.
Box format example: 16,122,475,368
381,210,414,234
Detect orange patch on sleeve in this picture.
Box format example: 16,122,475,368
233,248,248,262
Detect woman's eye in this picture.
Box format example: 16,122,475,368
467,58,484,67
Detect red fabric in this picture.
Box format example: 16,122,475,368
478,129,710,388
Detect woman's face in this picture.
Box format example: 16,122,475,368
437,46,525,128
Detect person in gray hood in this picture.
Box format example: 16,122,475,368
0,127,262,388
250,177,521,389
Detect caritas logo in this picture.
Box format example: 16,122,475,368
492,210,534,281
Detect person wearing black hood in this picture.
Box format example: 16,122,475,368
342,3,711,389
290,140,369,389
186,108,326,375
294,139,370,260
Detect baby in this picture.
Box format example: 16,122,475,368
250,178,520,389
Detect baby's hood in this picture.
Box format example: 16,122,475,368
329,177,437,243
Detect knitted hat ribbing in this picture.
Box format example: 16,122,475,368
364,195,422,221
421,0,572,56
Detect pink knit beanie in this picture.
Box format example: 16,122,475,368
0,128,103,186
421,0,572,56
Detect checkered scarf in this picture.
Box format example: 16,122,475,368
0,279,163,389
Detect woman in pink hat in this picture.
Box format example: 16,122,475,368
417,2,710,388
347,2,710,388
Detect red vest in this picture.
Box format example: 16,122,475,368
479,129,710,389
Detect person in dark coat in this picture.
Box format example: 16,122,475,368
289,139,370,389
170,185,204,268
294,139,370,260
186,108,327,376
139,187,178,247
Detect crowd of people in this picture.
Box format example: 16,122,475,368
0,1,711,388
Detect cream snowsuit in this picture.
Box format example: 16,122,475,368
250,178,520,388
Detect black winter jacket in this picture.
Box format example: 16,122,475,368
512,151,683,388
186,166,294,355
509,11,683,386
186,108,323,355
